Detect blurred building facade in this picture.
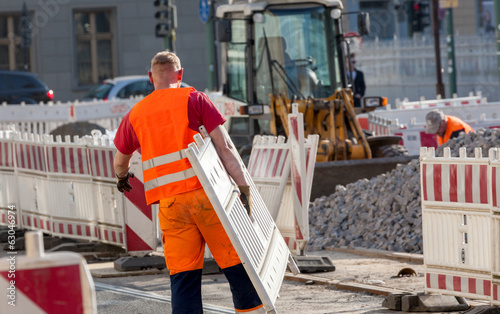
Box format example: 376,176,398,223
344,0,494,39
0,0,210,101
0,0,497,101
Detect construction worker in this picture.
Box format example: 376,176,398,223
425,109,474,145
113,51,264,313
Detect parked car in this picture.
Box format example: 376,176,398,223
83,75,190,101
0,70,54,104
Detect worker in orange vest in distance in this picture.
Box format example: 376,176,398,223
425,109,474,145
113,50,264,313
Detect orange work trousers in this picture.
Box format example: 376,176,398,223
159,187,241,275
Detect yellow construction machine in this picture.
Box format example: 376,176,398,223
212,0,410,197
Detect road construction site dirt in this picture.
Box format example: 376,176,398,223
272,249,426,313
200,248,439,313
93,249,428,314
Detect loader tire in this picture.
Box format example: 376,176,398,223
50,122,106,142
374,144,409,158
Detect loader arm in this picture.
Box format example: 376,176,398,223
270,88,372,162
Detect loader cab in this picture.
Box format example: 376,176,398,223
216,0,346,108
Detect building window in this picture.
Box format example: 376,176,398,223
0,14,32,71
479,0,495,35
74,10,114,86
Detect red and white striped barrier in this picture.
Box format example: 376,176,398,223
421,147,489,208
0,131,156,256
426,271,492,301
287,112,318,253
368,115,393,136
490,148,500,306
0,131,18,228
123,152,157,256
421,146,500,304
46,136,91,176
0,97,140,135
0,231,96,313
396,94,482,110
85,135,125,248
367,98,500,155
248,135,290,219
248,106,318,254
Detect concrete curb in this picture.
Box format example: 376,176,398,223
323,247,424,264
88,261,167,278
284,272,408,296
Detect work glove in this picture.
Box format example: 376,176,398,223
239,185,252,216
116,172,134,193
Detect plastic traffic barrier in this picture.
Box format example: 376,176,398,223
247,135,290,220
0,97,140,135
121,152,157,256
185,126,299,313
248,107,318,255
0,231,96,313
287,110,318,254
396,94,483,110
420,146,500,304
489,148,500,306
0,131,18,228
367,97,500,155
0,130,156,257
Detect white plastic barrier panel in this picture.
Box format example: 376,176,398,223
0,130,156,256
397,95,482,110
185,130,297,314
0,131,19,228
248,135,290,220
368,100,500,155
247,111,318,255
421,146,492,302
489,148,500,306
86,136,125,247
123,152,157,256
0,231,96,313
0,97,142,135
283,112,318,254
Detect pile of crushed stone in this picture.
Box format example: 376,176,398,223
308,128,500,253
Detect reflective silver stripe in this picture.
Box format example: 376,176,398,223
142,150,187,171
144,168,196,191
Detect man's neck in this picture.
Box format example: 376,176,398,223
155,82,180,90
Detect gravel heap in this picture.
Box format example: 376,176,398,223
436,127,500,158
308,128,500,254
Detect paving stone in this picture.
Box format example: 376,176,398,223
308,128,500,254
418,294,469,312
381,293,413,311
401,295,423,312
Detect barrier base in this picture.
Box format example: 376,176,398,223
0,227,24,243
114,256,166,271
291,255,336,273
461,305,500,313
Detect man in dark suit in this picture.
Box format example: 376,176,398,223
345,55,366,108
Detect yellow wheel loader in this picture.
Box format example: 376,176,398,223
211,0,411,198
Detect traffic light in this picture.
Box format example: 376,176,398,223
410,0,431,33
154,0,170,37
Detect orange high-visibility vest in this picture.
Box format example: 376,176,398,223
129,87,202,204
437,115,474,146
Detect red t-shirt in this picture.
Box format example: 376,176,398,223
114,90,226,155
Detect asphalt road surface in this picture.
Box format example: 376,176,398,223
89,249,426,314
0,232,470,313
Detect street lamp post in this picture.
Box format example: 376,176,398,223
432,0,445,98
495,0,500,89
